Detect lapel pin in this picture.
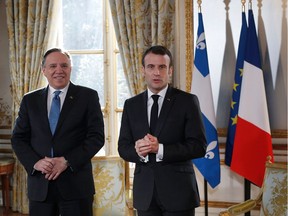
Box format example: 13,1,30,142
69,96,73,99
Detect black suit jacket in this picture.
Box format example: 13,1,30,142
118,86,207,211
11,83,104,201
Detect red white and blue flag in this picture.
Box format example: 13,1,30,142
230,9,274,187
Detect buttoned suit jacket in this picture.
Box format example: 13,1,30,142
11,82,104,201
118,86,207,211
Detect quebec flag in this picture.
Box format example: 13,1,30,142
191,12,221,188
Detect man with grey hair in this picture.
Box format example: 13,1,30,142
12,48,104,216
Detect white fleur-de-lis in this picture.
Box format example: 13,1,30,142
196,32,206,50
205,141,217,159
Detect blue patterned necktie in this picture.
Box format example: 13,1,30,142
49,90,61,135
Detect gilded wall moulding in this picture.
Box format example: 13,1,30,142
185,0,193,93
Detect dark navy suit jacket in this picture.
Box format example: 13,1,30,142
118,86,207,211
12,82,104,201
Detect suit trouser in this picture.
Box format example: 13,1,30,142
137,209,195,216
137,182,195,216
29,181,93,216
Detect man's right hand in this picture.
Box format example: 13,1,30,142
135,138,152,157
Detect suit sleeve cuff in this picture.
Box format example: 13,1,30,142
64,158,74,172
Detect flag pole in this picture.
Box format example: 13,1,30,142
204,179,208,216
241,0,246,12
244,2,251,216
197,1,208,215
248,0,252,10
197,0,202,13
244,179,251,216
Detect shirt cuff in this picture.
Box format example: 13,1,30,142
156,143,163,162
139,155,149,163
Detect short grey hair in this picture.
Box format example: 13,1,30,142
41,48,72,67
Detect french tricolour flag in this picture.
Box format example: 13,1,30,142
230,9,274,187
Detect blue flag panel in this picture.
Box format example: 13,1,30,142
225,12,247,166
192,12,221,188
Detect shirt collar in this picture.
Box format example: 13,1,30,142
147,85,168,99
48,82,70,96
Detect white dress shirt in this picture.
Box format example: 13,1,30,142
143,85,168,162
47,83,69,117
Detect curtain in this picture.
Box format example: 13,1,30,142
109,0,176,95
6,0,57,213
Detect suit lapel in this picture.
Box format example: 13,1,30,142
155,87,175,136
39,86,51,134
142,91,150,132
54,83,77,135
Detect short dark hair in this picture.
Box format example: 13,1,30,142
41,48,72,67
141,45,173,68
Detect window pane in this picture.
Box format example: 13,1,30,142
117,54,131,107
70,54,104,106
62,0,103,50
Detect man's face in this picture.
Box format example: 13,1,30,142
142,53,173,94
42,52,72,89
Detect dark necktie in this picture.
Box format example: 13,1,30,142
149,95,159,162
150,95,159,135
49,90,61,135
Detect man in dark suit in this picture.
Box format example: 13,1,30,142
11,48,104,216
118,45,207,216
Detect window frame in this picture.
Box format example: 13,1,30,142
59,0,126,156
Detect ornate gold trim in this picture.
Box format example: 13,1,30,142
0,126,11,129
0,134,11,139
185,0,193,92
266,160,288,169
92,155,122,161
219,142,287,150
0,98,12,128
270,129,288,138
217,128,288,138
199,201,261,210
217,128,228,137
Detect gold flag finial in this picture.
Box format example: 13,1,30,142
197,0,202,13
241,0,246,12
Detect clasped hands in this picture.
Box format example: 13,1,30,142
33,156,68,180
135,133,159,157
